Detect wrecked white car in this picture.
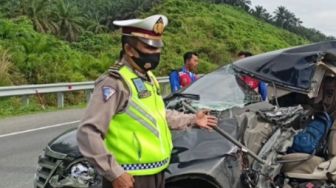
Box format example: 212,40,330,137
34,41,336,188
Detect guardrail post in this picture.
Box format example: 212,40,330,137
161,83,171,97
85,90,92,103
57,92,64,108
21,95,29,105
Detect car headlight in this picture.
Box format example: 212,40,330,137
70,162,96,184
49,160,100,188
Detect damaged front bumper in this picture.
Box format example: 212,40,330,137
34,146,101,188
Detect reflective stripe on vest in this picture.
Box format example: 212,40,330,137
128,100,157,127
104,66,173,176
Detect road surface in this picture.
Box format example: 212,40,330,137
0,109,85,188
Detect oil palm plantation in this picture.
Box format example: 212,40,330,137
51,0,84,41
273,6,302,30
251,5,272,22
1,0,56,33
27,0,57,33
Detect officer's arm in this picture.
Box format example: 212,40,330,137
76,76,128,182
166,109,196,130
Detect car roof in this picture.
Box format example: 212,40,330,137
232,40,336,95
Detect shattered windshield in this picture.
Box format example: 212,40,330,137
182,64,261,111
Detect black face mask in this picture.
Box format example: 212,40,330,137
131,47,160,71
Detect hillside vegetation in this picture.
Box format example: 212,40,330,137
0,18,118,86
202,0,334,42
0,0,312,116
0,0,309,86
149,0,308,75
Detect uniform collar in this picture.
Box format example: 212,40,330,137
120,56,150,81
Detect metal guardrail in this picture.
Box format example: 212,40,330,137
0,76,170,108
0,81,95,97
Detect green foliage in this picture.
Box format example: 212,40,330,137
0,0,310,85
200,0,334,42
0,47,14,86
0,0,315,117
0,0,161,41
147,0,308,74
0,97,44,117
0,96,86,117
0,17,112,84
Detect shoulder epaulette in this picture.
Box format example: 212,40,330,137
94,74,107,86
109,61,124,71
108,62,124,78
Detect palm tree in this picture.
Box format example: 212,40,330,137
263,12,273,22
0,0,31,18
252,6,265,18
51,0,84,41
223,0,251,11
274,6,302,29
285,11,302,28
27,0,56,33
251,5,272,22
1,0,57,34
119,0,145,19
99,0,121,29
85,12,108,34
236,0,251,11
273,6,288,28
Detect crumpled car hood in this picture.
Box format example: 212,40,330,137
166,118,240,188
48,128,82,158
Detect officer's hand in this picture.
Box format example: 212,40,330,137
112,172,135,188
195,110,218,130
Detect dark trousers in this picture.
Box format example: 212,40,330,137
102,171,165,188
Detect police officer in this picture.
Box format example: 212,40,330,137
76,15,218,188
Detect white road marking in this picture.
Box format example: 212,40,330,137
0,120,80,138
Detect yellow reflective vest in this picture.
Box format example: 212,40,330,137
104,65,173,176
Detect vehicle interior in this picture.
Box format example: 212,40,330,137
251,73,336,188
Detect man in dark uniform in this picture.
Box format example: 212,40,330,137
76,14,218,188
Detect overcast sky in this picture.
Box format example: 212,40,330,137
251,0,336,37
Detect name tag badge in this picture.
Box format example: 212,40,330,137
132,78,151,98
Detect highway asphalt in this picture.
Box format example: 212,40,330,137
0,109,85,188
